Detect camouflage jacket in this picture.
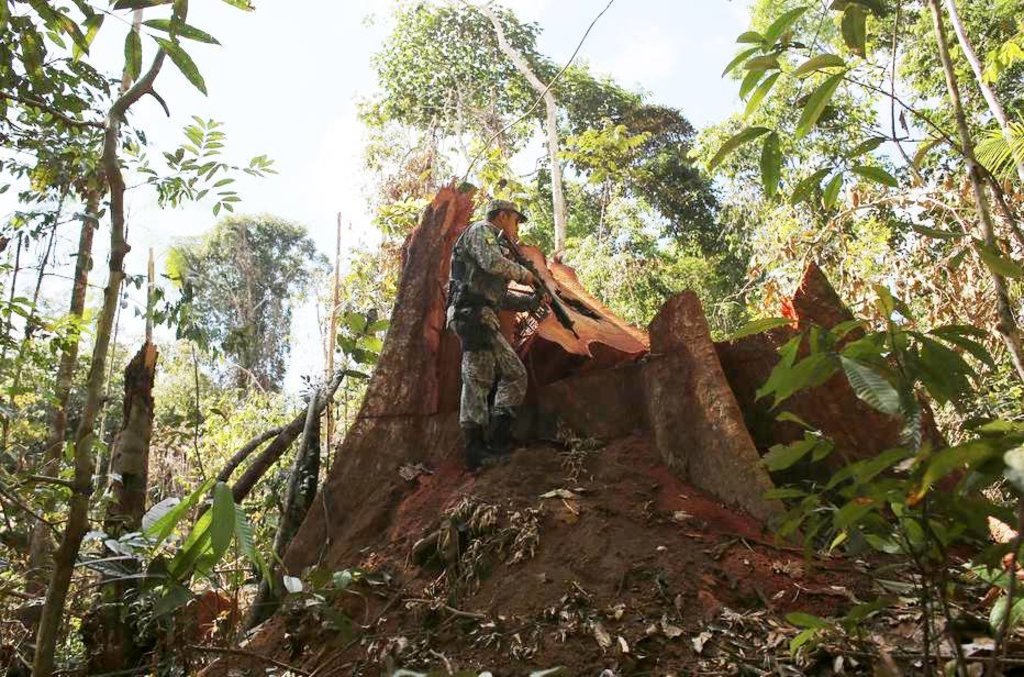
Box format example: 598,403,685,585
447,220,537,329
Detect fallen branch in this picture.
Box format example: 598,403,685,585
404,598,487,620
185,644,311,676
216,425,285,484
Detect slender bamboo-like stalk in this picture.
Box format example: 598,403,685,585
927,0,1024,384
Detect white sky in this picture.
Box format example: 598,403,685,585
2,0,751,391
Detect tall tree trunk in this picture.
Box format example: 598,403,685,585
479,5,568,256
944,0,1024,184
928,0,1024,384
32,49,167,677
87,341,158,674
22,189,86,628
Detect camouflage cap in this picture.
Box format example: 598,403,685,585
485,198,528,223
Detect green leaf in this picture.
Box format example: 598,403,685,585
1003,447,1024,494
144,478,215,547
763,435,820,471
841,5,868,56
737,30,765,44
915,335,975,404
744,54,781,72
990,594,1024,633
796,73,844,139
209,482,235,560
929,325,994,369
74,14,104,60
790,168,831,205
846,136,887,158
21,29,45,78
793,53,846,77
833,498,878,529
763,6,809,44
913,137,942,169
124,28,142,82
113,0,172,8
739,68,767,99
722,46,760,77
975,241,1024,278
56,14,91,56
763,487,808,499
839,356,901,416
0,1,9,31
760,132,782,198
154,36,207,95
757,352,839,406
790,627,819,653
708,127,771,171
914,441,1002,500
729,317,792,340
144,18,220,44
744,72,780,118
786,612,831,630
219,0,255,9
823,173,843,209
850,165,898,187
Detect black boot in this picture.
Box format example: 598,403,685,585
488,413,516,457
462,424,487,471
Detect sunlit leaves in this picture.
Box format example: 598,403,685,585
763,6,808,45
708,126,770,172
728,317,792,340
975,241,1024,278
744,72,780,118
850,164,897,187
839,356,901,416
793,54,846,77
795,73,844,138
760,131,782,198
144,18,220,44
723,46,760,77
823,173,843,209
155,36,207,94
840,4,868,56
124,28,142,82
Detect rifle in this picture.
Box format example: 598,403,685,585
501,234,579,338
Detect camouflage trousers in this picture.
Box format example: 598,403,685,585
459,326,528,428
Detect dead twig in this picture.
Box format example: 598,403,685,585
185,644,311,676
404,597,487,620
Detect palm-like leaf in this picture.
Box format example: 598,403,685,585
977,121,1024,182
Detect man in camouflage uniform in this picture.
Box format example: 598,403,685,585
447,199,542,471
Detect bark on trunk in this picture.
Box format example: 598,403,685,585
87,342,158,674
32,49,167,677
944,0,1024,184
480,5,568,256
105,341,158,536
928,0,1024,383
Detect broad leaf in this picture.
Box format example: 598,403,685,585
763,435,821,471
976,241,1024,278
763,6,809,45
744,54,781,72
796,73,844,139
929,325,994,369
760,132,782,198
911,224,963,240
841,5,868,56
790,168,831,205
729,316,792,340
155,37,208,95
209,482,235,560
722,46,760,77
144,478,215,547
850,164,897,187
823,173,843,209
757,352,839,407
744,72,780,118
839,356,901,416
990,595,1024,633
124,28,142,82
786,612,830,630
912,441,1002,502
144,19,220,44
1003,447,1024,494
793,53,846,77
709,127,770,171
737,30,765,44
846,136,887,157
113,0,172,8
740,68,768,99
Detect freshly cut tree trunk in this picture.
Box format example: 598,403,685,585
479,4,568,256
928,0,1024,384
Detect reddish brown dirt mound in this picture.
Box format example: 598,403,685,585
212,435,865,676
